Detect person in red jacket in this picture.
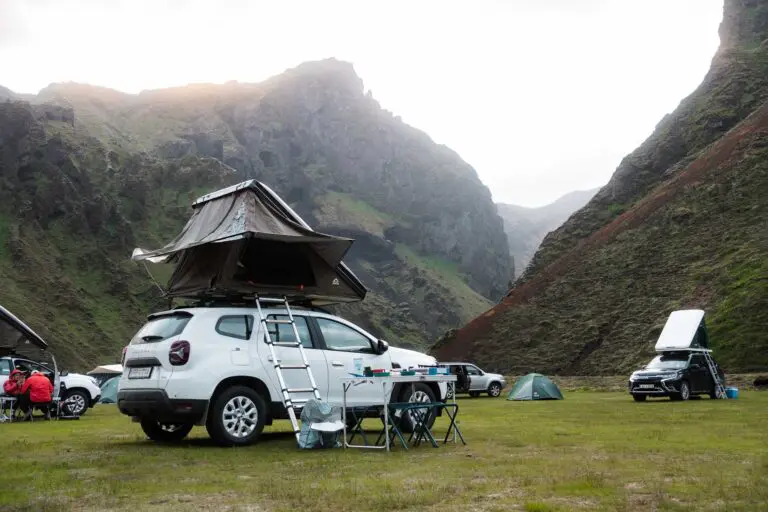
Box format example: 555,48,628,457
2,369,25,396
18,370,54,420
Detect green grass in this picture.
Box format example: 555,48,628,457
1,391,766,511
316,191,397,237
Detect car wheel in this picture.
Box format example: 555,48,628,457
632,394,647,402
206,385,266,446
488,382,503,397
397,383,437,434
64,390,89,416
677,381,691,401
140,418,194,442
446,387,454,400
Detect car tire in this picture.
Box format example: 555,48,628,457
140,418,194,442
206,385,266,447
676,381,691,401
64,390,90,417
446,387,454,400
632,394,647,402
397,383,437,434
487,382,503,397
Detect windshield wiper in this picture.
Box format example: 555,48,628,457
141,335,165,342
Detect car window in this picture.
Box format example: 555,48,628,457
216,315,255,340
0,359,11,375
14,360,51,374
465,365,481,376
266,315,313,349
646,354,688,370
132,313,192,344
691,355,706,367
316,318,374,353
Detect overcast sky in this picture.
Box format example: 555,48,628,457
0,0,724,207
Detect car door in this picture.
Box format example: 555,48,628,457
315,316,390,407
258,314,329,404
465,365,484,391
689,355,709,392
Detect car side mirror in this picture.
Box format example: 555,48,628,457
376,339,389,355
60,370,69,377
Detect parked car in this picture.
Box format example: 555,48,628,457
0,357,102,416
438,362,506,398
117,306,448,446
0,305,102,417
628,351,725,401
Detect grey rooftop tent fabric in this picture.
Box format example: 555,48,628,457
132,180,367,306
0,304,48,356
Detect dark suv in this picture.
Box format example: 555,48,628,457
628,351,725,401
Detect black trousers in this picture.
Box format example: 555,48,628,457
16,391,50,414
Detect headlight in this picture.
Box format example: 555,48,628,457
661,372,681,380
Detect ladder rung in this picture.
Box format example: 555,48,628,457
286,388,316,393
291,398,310,405
271,342,300,347
278,364,309,370
265,319,293,325
258,297,286,304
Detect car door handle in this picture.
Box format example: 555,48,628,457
267,356,281,363
331,361,344,367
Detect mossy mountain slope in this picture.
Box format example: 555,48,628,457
0,61,510,368
433,0,768,375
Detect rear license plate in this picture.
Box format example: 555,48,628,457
128,367,152,379
639,384,655,389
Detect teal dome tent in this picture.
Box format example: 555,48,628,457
506,373,563,400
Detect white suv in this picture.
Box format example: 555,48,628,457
117,306,446,446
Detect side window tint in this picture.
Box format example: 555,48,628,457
265,316,313,349
316,318,374,353
215,315,254,340
0,359,11,375
466,366,481,376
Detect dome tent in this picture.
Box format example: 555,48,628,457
506,373,563,401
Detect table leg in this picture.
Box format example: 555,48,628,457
384,380,390,452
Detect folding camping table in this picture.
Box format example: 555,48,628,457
0,396,17,423
340,374,465,452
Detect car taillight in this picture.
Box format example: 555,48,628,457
169,340,191,366
121,346,127,366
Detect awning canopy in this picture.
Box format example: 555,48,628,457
87,364,123,375
132,180,367,306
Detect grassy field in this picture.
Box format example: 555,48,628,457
1,392,766,512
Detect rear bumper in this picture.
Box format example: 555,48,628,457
117,389,207,424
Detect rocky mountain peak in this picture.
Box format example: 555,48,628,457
718,0,768,49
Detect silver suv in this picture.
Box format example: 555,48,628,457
439,362,506,398
117,305,447,446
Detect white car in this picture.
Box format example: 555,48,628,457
117,306,447,446
0,357,102,416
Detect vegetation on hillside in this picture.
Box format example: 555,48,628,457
434,0,768,375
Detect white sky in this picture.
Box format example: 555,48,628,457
0,0,724,207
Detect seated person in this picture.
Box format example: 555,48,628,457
17,370,54,421
2,369,25,418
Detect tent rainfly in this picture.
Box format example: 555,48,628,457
506,373,564,401
654,309,710,352
131,180,367,307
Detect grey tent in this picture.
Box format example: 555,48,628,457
132,180,367,306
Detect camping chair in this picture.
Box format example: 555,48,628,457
52,381,80,421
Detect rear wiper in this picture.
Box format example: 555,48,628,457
141,335,164,342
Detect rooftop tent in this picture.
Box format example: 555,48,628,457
506,373,563,401
654,309,710,351
132,180,367,306
0,304,48,357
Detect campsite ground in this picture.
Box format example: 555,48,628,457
1,391,766,511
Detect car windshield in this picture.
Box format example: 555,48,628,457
645,355,688,370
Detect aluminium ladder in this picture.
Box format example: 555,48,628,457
255,295,322,443
701,349,726,399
